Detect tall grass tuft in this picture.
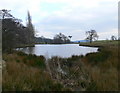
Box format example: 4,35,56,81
2,52,69,91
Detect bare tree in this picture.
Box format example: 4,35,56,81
0,9,14,19
85,30,98,43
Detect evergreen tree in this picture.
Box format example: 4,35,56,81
1,9,35,52
26,11,35,44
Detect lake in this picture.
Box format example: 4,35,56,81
17,44,98,58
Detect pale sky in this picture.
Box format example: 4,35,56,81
0,0,118,40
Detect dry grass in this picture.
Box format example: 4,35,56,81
2,52,69,91
82,41,119,91
2,40,119,91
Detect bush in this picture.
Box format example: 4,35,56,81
85,49,111,64
86,80,97,91
22,54,46,69
16,59,20,63
17,51,27,56
35,57,46,69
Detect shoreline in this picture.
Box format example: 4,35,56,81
15,44,35,48
14,44,99,59
79,43,103,48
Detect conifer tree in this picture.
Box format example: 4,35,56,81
26,11,35,44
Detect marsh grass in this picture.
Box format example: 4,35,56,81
2,40,119,91
85,48,111,65
48,55,91,91
16,51,46,69
2,52,69,91
81,41,119,91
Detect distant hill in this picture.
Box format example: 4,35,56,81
72,40,90,43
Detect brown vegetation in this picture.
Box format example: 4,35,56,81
80,41,119,91
2,51,70,91
2,40,119,91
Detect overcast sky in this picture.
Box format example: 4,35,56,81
0,0,118,40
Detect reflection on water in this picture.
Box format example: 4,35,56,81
17,44,98,58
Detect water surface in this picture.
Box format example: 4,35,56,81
17,44,98,58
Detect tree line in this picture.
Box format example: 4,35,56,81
85,30,119,43
1,9,35,52
35,33,72,44
1,9,73,52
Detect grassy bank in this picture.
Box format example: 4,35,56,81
2,40,119,91
2,51,91,91
79,40,118,47
80,40,119,91
2,51,70,91
15,44,35,48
